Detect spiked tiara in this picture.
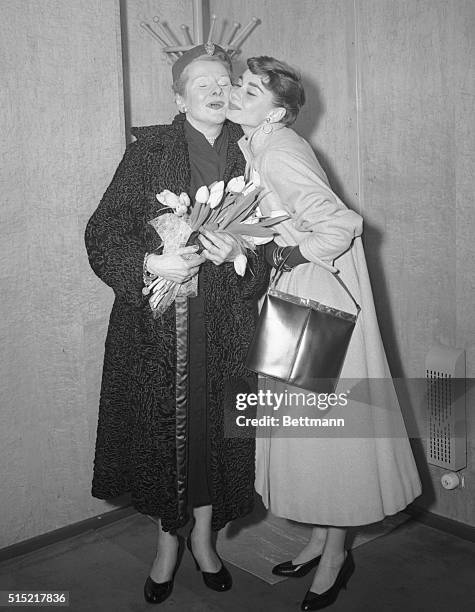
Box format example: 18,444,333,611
140,0,260,62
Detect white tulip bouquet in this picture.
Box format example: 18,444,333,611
143,176,288,315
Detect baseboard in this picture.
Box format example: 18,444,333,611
0,505,137,564
1,503,473,564
407,504,475,543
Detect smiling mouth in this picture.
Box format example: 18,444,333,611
228,101,241,110
207,101,225,110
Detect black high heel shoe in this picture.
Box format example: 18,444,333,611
186,535,232,591
300,550,355,611
272,554,322,578
144,535,185,604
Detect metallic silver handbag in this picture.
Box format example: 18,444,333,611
245,256,360,394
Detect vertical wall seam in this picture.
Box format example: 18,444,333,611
118,0,131,144
353,0,364,215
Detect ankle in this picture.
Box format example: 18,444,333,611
157,534,179,552
320,550,346,568
294,540,325,561
190,529,213,546
189,536,216,557
307,538,326,552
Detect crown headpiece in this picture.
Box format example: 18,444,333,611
140,0,260,61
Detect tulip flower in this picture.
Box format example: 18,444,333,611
195,185,210,204
179,192,191,208
241,214,259,228
233,253,247,276
268,209,288,218
242,181,260,196
156,190,181,209
227,176,246,194
207,180,225,208
175,203,188,217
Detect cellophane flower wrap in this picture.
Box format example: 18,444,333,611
144,177,288,316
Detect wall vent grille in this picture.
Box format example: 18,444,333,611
426,346,466,471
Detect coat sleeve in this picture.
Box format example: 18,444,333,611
85,141,161,308
261,148,363,264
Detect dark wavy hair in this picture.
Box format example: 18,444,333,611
246,56,305,126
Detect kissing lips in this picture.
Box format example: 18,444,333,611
228,101,241,110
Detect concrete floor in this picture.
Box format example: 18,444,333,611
0,514,474,612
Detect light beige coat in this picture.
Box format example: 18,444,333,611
239,124,421,525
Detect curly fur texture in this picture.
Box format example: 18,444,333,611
85,114,270,531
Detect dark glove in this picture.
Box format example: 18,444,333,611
264,241,309,270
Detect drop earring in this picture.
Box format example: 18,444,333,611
262,116,273,134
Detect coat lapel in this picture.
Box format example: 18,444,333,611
157,114,191,195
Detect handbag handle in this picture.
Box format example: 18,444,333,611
270,246,361,315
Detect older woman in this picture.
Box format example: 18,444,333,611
227,57,421,611
85,45,268,604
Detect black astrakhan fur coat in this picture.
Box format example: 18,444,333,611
85,114,269,532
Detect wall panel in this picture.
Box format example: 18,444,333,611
453,0,475,523
357,0,474,524
358,0,456,374
121,0,193,128
0,0,125,547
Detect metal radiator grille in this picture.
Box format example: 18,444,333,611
426,347,466,471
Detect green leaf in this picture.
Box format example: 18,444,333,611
256,215,289,227
226,223,276,237
203,222,219,231
188,199,203,225
219,189,263,229
192,203,212,230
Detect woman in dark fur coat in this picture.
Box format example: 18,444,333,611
85,44,269,603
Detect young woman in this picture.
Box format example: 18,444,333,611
227,56,421,611
85,45,269,604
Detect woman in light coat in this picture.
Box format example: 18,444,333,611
227,56,421,611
